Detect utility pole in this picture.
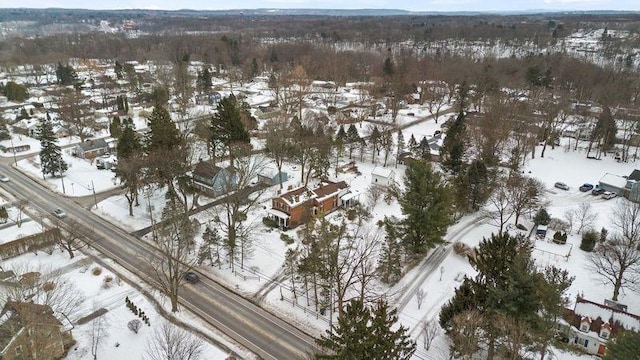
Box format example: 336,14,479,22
58,156,66,194
9,136,17,166
91,180,97,209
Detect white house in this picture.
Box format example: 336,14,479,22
371,167,396,187
563,297,640,356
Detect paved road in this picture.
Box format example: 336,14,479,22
0,161,317,360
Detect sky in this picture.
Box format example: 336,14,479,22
2,0,639,12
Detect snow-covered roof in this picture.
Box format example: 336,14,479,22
599,173,627,189
371,167,395,179
574,298,640,332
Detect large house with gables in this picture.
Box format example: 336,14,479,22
268,180,357,228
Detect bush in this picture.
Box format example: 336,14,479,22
580,230,599,252
262,216,279,228
453,242,473,258
92,267,102,276
327,106,337,115
280,233,294,245
553,231,568,244
534,208,551,226
128,319,142,334
346,208,357,221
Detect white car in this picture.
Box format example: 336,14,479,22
0,174,9,182
53,208,67,218
602,192,617,200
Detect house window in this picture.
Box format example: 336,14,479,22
580,324,589,332
601,330,609,339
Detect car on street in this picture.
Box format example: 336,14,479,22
0,174,9,182
579,183,594,192
592,188,605,196
554,182,570,191
53,208,66,218
602,192,617,200
184,272,199,284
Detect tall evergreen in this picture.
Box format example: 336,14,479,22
603,331,640,360
109,116,122,139
117,122,141,159
55,62,78,86
408,134,417,154
210,95,251,160
315,299,415,360
378,218,403,284
36,119,67,178
440,111,467,175
146,105,181,152
400,161,453,257
345,124,361,159
417,136,431,160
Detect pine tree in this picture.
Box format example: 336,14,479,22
110,116,122,139
408,134,417,154
0,123,10,140
36,119,67,178
378,219,403,284
400,161,453,257
603,331,640,360
417,136,431,160
345,124,361,159
395,130,405,166
197,67,213,91
441,111,467,175
146,105,181,153
369,126,381,163
114,60,124,80
210,95,251,161
315,299,415,360
55,62,78,86
117,122,141,159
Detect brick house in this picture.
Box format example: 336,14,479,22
0,301,74,360
562,297,640,356
268,180,352,228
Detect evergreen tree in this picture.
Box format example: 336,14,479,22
197,66,213,91
440,111,467,175
146,105,181,153
109,116,122,139
408,134,417,153
36,119,67,178
55,62,78,86
369,126,381,163
315,299,415,360
592,105,617,152
400,161,453,257
336,125,347,142
457,160,491,212
210,95,251,161
1,81,29,102
383,57,395,78
0,123,10,141
533,208,551,226
395,130,405,165
603,331,640,360
250,58,259,78
417,136,431,160
378,218,403,284
345,124,361,159
117,122,141,159
114,60,124,80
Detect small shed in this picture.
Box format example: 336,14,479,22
598,173,627,195
536,225,548,238
257,169,288,186
371,167,396,187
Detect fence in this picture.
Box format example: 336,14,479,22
0,228,61,260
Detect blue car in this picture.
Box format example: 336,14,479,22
579,183,594,192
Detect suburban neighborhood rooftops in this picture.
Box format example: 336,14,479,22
599,173,627,189
193,161,224,179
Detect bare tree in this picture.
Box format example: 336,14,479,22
574,203,598,234
0,262,84,322
587,201,640,300
90,308,109,359
421,320,440,351
146,201,199,312
485,178,513,236
145,322,203,360
128,319,143,334
415,288,425,310
54,218,90,258
448,310,483,360
264,116,294,191
57,88,95,142
210,154,267,270
506,174,544,225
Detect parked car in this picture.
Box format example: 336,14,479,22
0,174,9,182
53,208,66,218
579,183,594,192
184,272,199,284
592,188,605,196
602,192,617,200
554,182,570,191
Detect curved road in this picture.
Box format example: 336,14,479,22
0,160,316,360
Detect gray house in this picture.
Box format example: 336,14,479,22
192,161,237,196
74,139,110,159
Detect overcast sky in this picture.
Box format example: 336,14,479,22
4,0,639,12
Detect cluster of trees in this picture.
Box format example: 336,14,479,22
440,232,574,359
0,81,29,102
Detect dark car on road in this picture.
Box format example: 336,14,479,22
579,183,594,192
592,188,605,196
184,272,199,284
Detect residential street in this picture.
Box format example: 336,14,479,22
0,159,317,360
